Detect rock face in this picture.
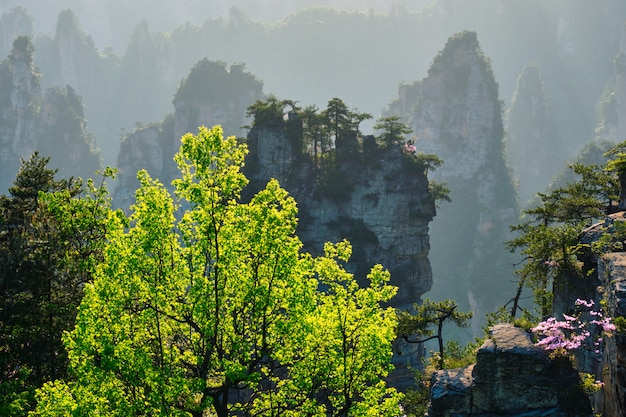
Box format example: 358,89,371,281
427,324,591,417
571,213,626,417
245,125,435,308
0,36,100,192
595,24,626,143
505,66,561,206
112,59,263,207
597,253,626,417
387,31,519,332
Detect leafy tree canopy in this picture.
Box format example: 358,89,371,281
33,125,402,417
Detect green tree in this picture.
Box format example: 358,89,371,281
300,104,326,167
396,299,472,369
0,153,111,415
323,97,351,145
604,140,626,210
34,126,401,417
506,158,618,318
374,115,413,147
246,95,296,128
322,98,371,161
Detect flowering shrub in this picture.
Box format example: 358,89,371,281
531,299,614,395
403,142,417,154
531,299,615,357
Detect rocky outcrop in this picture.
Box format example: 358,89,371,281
573,214,626,416
597,253,626,417
387,31,519,332
427,324,591,417
112,59,263,206
0,36,101,192
246,124,435,308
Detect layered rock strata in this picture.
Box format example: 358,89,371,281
574,213,626,416
427,324,591,417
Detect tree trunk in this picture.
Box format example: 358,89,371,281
619,169,626,211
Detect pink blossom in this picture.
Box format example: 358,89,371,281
532,302,614,356
403,143,417,154
575,299,594,308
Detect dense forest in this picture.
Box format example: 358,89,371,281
2,1,626,415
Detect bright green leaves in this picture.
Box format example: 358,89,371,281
174,125,248,209
310,253,400,416
35,125,401,416
247,241,401,417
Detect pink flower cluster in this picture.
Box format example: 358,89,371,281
531,299,615,355
403,143,416,154
532,316,590,351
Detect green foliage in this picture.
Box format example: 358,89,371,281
396,299,472,370
400,369,430,417
507,157,619,317
174,59,262,105
591,220,626,253
428,180,451,209
505,138,626,329
246,95,297,128
613,316,626,334
0,368,32,417
0,153,112,415
579,372,604,395
605,140,626,210
374,115,413,147
34,126,401,417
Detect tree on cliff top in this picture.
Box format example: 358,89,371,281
506,142,621,318
33,125,401,417
604,140,626,210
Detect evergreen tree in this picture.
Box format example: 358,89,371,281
374,115,413,148
507,151,619,317
0,153,111,415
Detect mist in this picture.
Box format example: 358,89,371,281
2,0,626,338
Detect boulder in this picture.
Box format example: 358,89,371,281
426,324,591,417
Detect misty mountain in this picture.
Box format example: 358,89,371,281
1,0,626,337
386,31,518,332
0,36,101,192
1,1,624,172
505,66,561,207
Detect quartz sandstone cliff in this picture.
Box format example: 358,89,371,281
0,36,100,192
595,24,626,144
505,66,561,206
426,324,591,417
113,61,437,386
567,214,626,417
387,31,519,331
